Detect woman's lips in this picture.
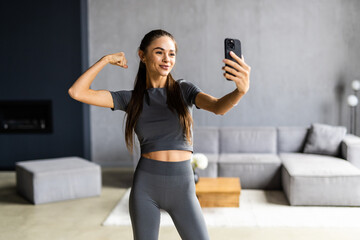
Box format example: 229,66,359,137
160,65,170,70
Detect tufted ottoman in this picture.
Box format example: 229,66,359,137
16,156,101,204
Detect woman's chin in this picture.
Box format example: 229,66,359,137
159,71,170,76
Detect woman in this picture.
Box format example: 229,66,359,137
68,29,250,240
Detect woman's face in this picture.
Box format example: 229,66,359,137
140,36,176,77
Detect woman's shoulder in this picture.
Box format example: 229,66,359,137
176,79,202,108
109,89,133,102
176,79,197,88
109,89,133,111
176,79,202,91
110,89,133,95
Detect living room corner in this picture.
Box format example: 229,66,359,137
1,0,360,240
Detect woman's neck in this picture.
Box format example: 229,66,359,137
146,72,167,89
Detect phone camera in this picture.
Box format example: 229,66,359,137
227,39,235,49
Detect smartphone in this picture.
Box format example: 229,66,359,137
224,38,242,81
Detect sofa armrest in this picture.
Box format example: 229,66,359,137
341,134,360,169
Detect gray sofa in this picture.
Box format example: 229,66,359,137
193,126,360,206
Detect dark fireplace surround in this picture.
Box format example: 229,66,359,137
0,100,53,134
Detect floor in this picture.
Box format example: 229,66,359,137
1,168,360,240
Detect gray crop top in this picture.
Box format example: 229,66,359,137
109,79,202,154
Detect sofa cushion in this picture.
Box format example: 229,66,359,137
193,127,219,154
219,127,277,153
219,153,281,164
218,153,282,189
280,153,360,176
341,134,360,168
303,123,346,156
280,153,360,206
277,127,309,153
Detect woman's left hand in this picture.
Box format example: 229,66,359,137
222,51,251,95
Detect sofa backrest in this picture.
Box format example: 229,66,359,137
220,127,277,153
193,127,219,154
193,126,311,154
277,126,309,153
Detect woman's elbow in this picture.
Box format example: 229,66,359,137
214,104,232,115
212,100,226,115
198,97,226,115
68,88,74,98
213,106,226,115
68,88,77,99
215,110,226,116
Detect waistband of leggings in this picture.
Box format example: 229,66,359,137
137,156,193,176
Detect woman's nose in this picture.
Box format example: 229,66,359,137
163,54,169,62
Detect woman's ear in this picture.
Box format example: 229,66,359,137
138,50,145,63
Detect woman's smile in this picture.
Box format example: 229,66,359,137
160,65,170,70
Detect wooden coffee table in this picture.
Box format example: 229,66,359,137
195,177,241,208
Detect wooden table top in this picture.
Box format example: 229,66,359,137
195,177,241,194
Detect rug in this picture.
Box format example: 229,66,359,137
102,188,360,227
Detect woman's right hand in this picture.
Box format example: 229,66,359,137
105,52,128,68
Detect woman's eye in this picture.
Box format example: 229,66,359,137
155,51,175,57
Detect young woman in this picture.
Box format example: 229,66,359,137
68,29,250,240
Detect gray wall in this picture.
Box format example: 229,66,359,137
88,0,360,167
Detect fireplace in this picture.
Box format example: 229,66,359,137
0,100,53,133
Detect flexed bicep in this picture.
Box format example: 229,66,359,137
70,89,115,109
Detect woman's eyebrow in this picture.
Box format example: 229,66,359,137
152,47,175,52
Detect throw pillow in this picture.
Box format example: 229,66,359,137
303,123,347,156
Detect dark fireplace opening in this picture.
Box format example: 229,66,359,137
0,100,53,134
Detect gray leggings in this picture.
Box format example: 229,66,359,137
129,156,210,240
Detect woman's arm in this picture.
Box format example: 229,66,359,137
195,51,251,115
68,52,128,108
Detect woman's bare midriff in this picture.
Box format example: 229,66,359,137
141,150,192,162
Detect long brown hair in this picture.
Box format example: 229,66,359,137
125,29,193,154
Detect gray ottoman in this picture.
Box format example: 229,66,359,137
16,156,101,204
281,153,360,206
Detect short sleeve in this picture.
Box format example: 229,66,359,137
177,79,202,109
109,90,132,111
